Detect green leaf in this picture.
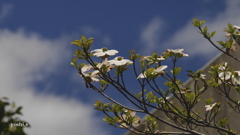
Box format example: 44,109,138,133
199,20,206,27
210,31,216,37
205,98,212,105
203,26,208,34
15,106,23,115
165,89,171,97
82,35,87,42
174,67,181,75
71,58,77,67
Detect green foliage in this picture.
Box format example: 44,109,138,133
0,97,30,135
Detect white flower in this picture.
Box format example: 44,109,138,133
218,62,228,71
142,56,165,63
91,47,118,57
205,102,217,111
108,56,133,66
169,49,184,53
80,64,99,82
96,58,114,71
219,71,232,81
200,74,206,79
153,65,168,74
167,49,189,57
160,97,170,104
234,25,240,30
232,71,240,85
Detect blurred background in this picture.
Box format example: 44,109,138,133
0,0,240,135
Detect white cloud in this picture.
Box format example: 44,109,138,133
140,17,163,55
0,4,14,22
139,1,240,59
0,28,109,135
165,1,240,59
102,35,112,46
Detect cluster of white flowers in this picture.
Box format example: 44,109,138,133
91,48,133,66
80,48,134,82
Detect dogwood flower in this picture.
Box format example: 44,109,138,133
218,71,232,81
91,47,118,57
142,56,165,63
166,49,189,57
232,71,240,85
205,102,217,111
96,58,114,72
218,62,228,71
79,64,100,82
108,56,133,66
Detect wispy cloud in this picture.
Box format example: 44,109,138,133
0,4,14,22
164,1,240,59
0,28,109,135
140,17,163,55
139,1,240,59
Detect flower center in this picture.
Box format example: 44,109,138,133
117,57,123,61
102,47,108,52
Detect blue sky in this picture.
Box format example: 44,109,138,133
0,1,240,135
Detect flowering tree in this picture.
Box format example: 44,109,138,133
0,97,30,135
70,18,240,135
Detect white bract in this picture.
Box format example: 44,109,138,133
96,58,114,72
153,65,168,74
81,64,93,73
218,70,240,86
234,25,240,30
79,64,100,82
232,71,240,85
137,72,147,79
91,47,118,57
200,74,206,79
108,56,133,66
218,71,232,81
218,62,228,71
205,102,217,111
